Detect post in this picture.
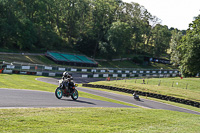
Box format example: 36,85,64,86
172,81,174,87
146,89,147,99
186,83,188,89
135,78,137,83
158,80,161,86
143,78,145,84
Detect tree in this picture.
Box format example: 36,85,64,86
0,0,174,58
178,15,200,76
107,21,131,56
91,0,120,58
151,24,171,57
118,2,153,54
170,30,182,66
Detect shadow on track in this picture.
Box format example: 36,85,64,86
60,99,96,105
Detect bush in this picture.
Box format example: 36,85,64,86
132,56,144,64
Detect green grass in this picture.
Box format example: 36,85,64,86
0,54,56,65
0,74,56,91
0,74,200,132
0,53,177,69
89,77,200,102
80,85,200,113
34,55,56,65
0,108,200,133
98,60,176,69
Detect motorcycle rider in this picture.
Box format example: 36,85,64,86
133,92,140,100
62,71,73,93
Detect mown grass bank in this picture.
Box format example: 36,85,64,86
0,108,200,133
89,77,200,103
0,53,176,69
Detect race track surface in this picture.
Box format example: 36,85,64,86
37,77,200,115
0,88,133,109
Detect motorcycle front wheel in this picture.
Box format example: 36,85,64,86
55,87,63,99
71,89,78,100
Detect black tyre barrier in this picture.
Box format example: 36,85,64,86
82,83,200,108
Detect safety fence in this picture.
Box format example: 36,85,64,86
1,62,179,78
131,78,191,89
82,84,200,108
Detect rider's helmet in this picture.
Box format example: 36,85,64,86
63,71,69,78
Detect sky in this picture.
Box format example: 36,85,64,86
123,0,200,30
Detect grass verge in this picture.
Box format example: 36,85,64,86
79,85,200,113
89,77,200,102
0,108,200,133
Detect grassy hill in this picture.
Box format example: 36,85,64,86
0,54,56,65
0,52,177,69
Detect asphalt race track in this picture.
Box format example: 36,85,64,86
0,88,133,109
0,77,199,115
37,77,200,115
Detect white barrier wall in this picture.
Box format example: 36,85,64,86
122,74,126,77
36,72,43,76
59,68,65,71
109,70,114,73
6,65,15,69
3,70,13,74
22,66,30,69
82,69,87,72
82,75,88,78
93,74,99,78
125,71,129,73
71,69,77,72
103,74,109,77
100,70,105,72
49,73,56,76
113,74,118,77
45,66,52,70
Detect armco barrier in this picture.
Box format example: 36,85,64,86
3,62,179,75
82,84,200,108
2,62,180,78
2,70,62,77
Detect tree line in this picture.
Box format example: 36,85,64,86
170,15,200,76
0,0,199,76
0,0,172,57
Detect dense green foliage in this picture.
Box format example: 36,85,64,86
0,0,172,58
170,15,200,76
179,15,200,76
1,0,199,75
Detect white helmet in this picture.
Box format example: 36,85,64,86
63,71,69,77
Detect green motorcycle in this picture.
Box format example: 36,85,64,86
55,80,78,100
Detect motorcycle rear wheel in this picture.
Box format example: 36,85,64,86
71,89,78,100
55,87,63,99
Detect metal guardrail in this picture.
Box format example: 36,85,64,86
2,61,179,74
1,61,179,78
